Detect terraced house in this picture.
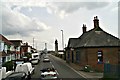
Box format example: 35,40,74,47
66,16,120,71
9,40,22,59
0,34,15,64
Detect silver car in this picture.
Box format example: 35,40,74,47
40,68,58,80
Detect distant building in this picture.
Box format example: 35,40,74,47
66,16,120,71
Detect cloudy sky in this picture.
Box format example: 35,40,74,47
0,0,119,50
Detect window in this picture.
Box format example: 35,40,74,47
97,50,103,64
2,57,6,63
67,51,70,60
0,42,4,51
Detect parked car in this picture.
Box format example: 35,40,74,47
15,62,35,79
40,67,58,80
22,56,30,62
2,72,28,80
43,55,49,59
43,58,50,62
30,59,39,65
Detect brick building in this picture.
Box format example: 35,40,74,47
66,16,120,71
21,42,32,56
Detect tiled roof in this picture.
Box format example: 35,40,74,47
67,27,120,48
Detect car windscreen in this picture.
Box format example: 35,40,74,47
33,55,38,58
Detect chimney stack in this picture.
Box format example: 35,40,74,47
93,16,99,28
82,24,87,33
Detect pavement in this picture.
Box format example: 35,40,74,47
68,62,103,79
52,55,103,80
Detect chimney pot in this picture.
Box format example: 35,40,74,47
93,16,99,28
96,16,98,19
82,24,87,33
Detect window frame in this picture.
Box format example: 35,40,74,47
97,50,103,64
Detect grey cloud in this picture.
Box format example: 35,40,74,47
84,2,109,10
118,1,120,38
1,4,49,36
50,2,109,13
46,2,110,18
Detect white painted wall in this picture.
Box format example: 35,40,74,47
16,46,20,51
28,47,31,53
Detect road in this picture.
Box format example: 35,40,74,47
31,54,87,80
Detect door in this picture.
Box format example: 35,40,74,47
72,51,74,63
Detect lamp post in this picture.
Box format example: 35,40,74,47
61,30,66,60
61,30,64,50
33,38,34,48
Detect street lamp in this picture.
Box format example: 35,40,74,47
61,30,64,50
33,38,34,48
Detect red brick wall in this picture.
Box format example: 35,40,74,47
79,49,88,66
66,47,119,72
86,47,119,71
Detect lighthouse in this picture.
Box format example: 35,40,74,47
55,39,58,54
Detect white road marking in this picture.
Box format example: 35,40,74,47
52,64,55,68
50,55,87,79
50,61,59,76
65,64,87,79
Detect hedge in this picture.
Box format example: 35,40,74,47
2,61,14,71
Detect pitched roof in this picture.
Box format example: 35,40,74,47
9,40,22,46
0,34,13,45
67,27,119,48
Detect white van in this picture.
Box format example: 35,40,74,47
32,53,40,61
24,63,34,74
15,62,34,76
